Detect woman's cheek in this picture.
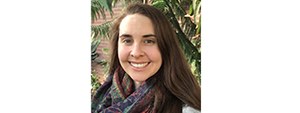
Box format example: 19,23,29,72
118,45,129,61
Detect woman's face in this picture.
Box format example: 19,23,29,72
118,14,162,86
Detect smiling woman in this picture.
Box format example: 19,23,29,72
92,3,201,113
118,14,162,88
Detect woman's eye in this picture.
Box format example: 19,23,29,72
122,39,132,44
144,40,155,44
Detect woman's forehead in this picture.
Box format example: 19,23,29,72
119,14,155,36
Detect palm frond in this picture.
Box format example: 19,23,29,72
91,21,112,40
91,0,114,22
91,39,101,60
152,0,166,10
162,0,201,76
91,21,113,61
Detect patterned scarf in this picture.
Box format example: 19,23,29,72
91,67,157,113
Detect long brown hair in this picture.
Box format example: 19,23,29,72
108,3,201,112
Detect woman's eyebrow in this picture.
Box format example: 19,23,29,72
142,34,156,38
119,34,132,38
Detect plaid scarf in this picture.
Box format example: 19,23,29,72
92,67,157,113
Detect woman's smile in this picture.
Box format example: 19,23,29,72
129,62,150,68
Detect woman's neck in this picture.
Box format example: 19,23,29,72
134,81,141,90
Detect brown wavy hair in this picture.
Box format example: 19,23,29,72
108,3,201,113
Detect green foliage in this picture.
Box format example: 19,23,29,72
100,59,110,76
102,48,109,54
191,60,200,84
91,38,101,61
152,0,167,10
91,21,112,61
91,0,113,21
91,70,100,95
91,0,114,63
152,0,201,79
92,22,112,40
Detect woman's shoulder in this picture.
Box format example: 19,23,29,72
182,105,201,113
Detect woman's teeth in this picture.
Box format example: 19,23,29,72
130,62,148,68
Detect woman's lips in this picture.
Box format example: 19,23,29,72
129,62,150,68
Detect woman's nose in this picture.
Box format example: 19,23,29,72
130,44,144,58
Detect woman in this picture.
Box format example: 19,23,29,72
92,3,201,113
